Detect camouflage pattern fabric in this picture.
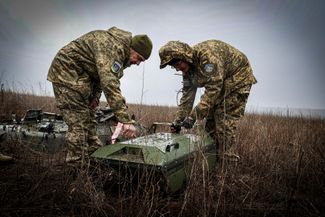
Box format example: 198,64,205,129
48,27,135,160
159,40,257,150
48,26,133,123
159,41,194,68
205,85,252,151
53,84,102,160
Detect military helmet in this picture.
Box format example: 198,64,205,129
159,41,193,69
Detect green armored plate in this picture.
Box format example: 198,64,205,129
91,132,216,193
91,132,214,167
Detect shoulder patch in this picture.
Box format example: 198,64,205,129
111,61,122,73
204,63,215,73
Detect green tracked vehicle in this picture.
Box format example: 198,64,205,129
91,129,217,194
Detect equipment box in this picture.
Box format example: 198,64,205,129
91,132,216,193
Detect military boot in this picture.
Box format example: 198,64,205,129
88,136,103,155
224,151,240,162
65,149,82,164
216,147,240,163
65,155,81,163
0,153,14,163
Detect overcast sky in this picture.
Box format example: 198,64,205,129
0,0,324,110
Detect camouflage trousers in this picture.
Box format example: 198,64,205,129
205,84,252,154
52,84,102,161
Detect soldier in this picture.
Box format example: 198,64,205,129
159,40,257,159
48,27,153,163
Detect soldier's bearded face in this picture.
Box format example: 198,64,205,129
129,49,145,66
171,60,190,74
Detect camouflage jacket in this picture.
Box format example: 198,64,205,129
47,27,133,123
163,40,257,122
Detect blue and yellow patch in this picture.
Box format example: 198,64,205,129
111,61,122,73
204,63,215,73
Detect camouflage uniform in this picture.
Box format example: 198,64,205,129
48,27,134,161
159,40,257,152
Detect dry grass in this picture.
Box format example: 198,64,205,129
0,90,324,217
0,88,58,119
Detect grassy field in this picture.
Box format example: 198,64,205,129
0,89,324,217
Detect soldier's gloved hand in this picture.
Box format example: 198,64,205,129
170,122,182,134
182,117,195,129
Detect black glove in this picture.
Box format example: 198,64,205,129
170,122,182,134
182,117,195,129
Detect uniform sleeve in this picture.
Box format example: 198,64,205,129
91,81,102,102
93,41,132,123
191,55,224,120
101,74,131,123
175,79,197,123
192,74,223,119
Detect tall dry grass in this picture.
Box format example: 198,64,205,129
0,88,175,126
175,114,325,217
0,88,58,119
0,90,324,217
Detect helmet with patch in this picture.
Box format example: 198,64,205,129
159,41,193,69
